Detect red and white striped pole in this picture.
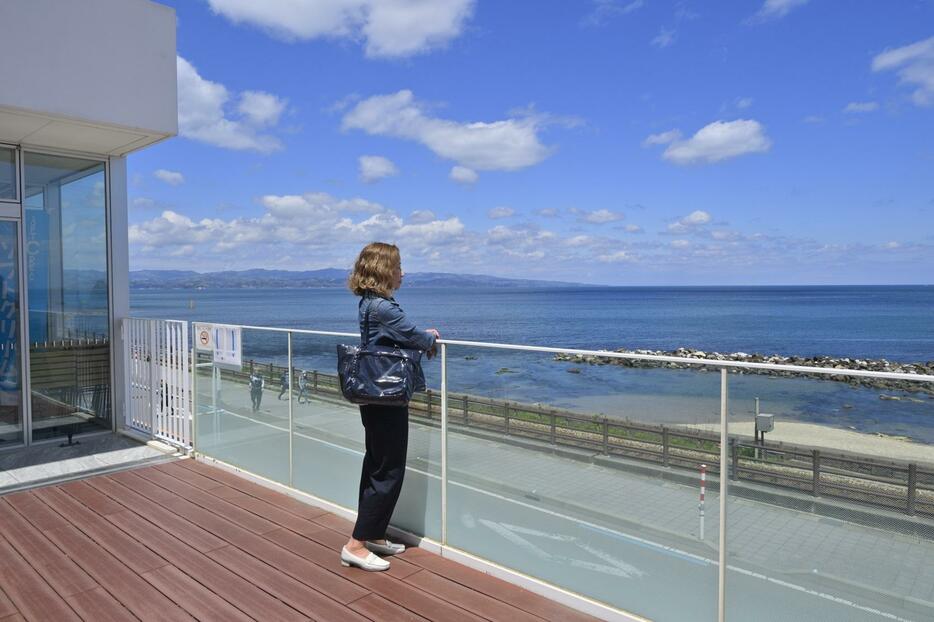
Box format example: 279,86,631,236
699,463,707,541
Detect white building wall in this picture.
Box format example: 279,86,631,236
0,0,177,139
108,156,130,432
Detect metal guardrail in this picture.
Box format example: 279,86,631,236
230,361,934,519
150,319,934,622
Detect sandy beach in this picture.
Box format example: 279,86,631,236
678,421,934,466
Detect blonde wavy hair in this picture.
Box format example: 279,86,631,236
348,242,400,298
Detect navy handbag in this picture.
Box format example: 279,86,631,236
337,302,426,406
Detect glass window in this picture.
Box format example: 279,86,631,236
0,148,15,201
24,152,110,441
0,221,23,445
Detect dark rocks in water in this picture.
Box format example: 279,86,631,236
567,368,582,374
464,355,478,360
553,347,934,395
496,367,518,375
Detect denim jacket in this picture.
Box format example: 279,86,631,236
359,293,436,351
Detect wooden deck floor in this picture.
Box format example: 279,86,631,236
0,459,602,622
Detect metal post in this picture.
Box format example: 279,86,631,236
908,464,918,515
504,402,510,435
440,343,448,546
288,332,293,488
463,394,469,424
148,320,157,439
754,397,761,461
718,368,729,622
191,348,197,455
602,417,609,454
812,450,821,497
730,437,739,482
662,426,670,467
699,464,707,541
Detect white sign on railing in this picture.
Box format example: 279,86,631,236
193,322,242,370
194,322,214,352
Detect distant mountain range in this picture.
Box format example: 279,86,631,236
129,269,584,289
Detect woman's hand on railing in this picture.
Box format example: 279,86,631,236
426,328,441,359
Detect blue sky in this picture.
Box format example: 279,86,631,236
128,0,934,285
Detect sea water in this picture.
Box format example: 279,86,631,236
132,285,934,442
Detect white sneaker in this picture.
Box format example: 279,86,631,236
365,539,405,556
341,546,390,571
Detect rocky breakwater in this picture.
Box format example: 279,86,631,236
554,347,934,396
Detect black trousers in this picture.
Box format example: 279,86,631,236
352,404,409,541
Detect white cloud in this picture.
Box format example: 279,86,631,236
177,56,284,153
154,169,185,186
883,241,901,250
872,36,934,107
358,155,399,183
642,129,682,146
129,192,465,260
408,210,436,224
736,97,754,109
670,239,691,249
803,115,824,124
598,250,634,263
577,208,624,224
536,208,560,217
450,166,479,185
843,101,879,114
581,0,644,27
750,0,809,23
711,229,741,241
343,90,553,171
487,206,515,219
624,224,643,233
646,120,771,165
667,210,712,234
207,0,475,59
484,225,556,260
238,91,288,126
651,28,676,48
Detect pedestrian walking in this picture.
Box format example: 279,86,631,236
249,373,264,412
297,370,309,403
278,369,289,400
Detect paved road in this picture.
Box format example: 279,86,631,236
192,381,934,621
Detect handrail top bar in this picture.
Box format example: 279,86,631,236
128,317,934,383
437,338,934,383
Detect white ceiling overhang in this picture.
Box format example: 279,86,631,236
0,105,172,157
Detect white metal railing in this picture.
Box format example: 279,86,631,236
178,321,934,622
122,318,191,447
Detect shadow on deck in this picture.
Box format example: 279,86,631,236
0,459,601,621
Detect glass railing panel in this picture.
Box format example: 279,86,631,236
724,371,934,621
193,328,289,484
443,345,721,621
289,332,442,541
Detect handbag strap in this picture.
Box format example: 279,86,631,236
360,295,381,346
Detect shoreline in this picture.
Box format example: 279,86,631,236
555,347,934,395
678,421,934,467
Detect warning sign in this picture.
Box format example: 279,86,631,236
194,323,214,352
193,322,242,370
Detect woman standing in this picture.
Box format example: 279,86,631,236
341,242,440,571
